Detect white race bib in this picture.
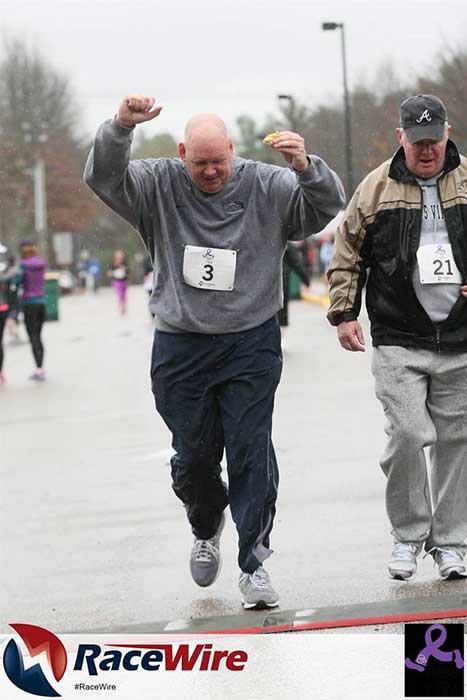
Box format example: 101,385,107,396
183,245,237,291
417,243,462,284
112,267,126,280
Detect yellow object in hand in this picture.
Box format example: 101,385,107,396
263,131,282,146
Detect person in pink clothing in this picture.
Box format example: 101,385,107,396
109,249,129,315
19,241,47,381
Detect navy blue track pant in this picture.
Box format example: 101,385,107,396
150,316,282,574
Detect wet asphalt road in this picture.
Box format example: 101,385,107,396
1,285,466,634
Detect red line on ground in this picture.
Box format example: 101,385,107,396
199,608,467,635
292,608,467,632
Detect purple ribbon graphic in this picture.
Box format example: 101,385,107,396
405,624,464,672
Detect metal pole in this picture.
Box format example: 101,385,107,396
340,24,354,196
22,121,49,260
277,94,296,131
33,157,48,259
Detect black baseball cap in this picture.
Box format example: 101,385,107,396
399,94,447,144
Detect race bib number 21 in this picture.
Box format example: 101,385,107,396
183,245,237,291
417,243,462,284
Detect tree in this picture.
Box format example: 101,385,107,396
0,38,96,261
132,132,179,159
235,115,282,164
416,47,467,153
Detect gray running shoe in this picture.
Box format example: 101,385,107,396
189,513,225,587
239,565,279,609
388,542,422,580
430,547,467,580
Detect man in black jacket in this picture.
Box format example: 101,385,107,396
327,94,467,582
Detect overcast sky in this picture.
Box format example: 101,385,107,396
1,0,467,144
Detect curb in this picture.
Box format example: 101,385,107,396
82,593,467,635
301,291,330,309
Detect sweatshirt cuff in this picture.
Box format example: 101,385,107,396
294,155,316,181
327,309,358,327
111,117,136,134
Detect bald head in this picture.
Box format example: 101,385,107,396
184,113,230,148
179,113,234,194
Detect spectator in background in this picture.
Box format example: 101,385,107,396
294,239,313,280
77,249,90,293
0,243,19,384
5,252,22,345
108,249,129,315
86,257,102,293
319,234,335,277
19,240,47,381
279,242,310,345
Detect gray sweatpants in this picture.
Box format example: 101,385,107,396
372,345,467,554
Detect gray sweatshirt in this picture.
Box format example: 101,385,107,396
84,119,345,333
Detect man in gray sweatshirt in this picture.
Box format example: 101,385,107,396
85,94,345,609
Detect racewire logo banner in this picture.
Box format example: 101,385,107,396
3,623,67,697
1,623,248,697
405,623,464,697
74,642,247,674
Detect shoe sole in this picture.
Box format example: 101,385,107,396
388,569,415,581
242,599,279,610
440,569,467,581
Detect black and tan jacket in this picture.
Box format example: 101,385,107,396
327,140,467,352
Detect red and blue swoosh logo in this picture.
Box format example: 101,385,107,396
3,623,67,697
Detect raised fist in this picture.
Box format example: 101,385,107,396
116,95,163,127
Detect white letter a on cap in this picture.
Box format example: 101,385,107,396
416,109,432,123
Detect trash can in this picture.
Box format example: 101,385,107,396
289,270,301,300
44,272,60,321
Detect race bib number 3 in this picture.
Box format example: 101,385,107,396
417,243,463,284
183,245,237,291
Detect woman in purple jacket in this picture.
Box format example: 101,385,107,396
19,241,47,381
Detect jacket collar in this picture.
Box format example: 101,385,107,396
388,139,461,183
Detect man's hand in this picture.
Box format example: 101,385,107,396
267,131,309,172
116,95,163,128
461,285,467,298
337,320,366,352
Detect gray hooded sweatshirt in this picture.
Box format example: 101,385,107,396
84,119,345,334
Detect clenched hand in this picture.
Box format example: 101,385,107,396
116,95,163,128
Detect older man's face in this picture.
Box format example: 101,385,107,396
179,134,233,194
396,126,451,179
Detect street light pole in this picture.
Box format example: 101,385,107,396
277,94,297,131
322,21,354,197
33,157,48,256
22,121,49,259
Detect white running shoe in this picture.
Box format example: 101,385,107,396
239,565,279,609
189,513,225,588
387,542,422,580
430,547,467,581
